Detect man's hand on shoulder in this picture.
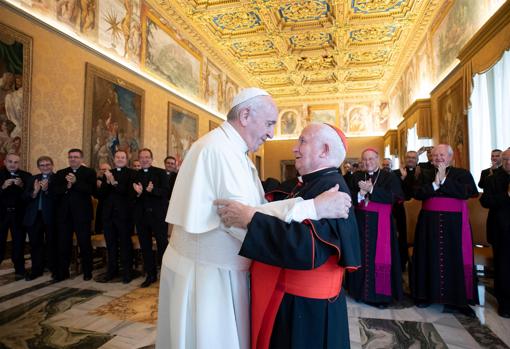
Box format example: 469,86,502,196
314,184,351,220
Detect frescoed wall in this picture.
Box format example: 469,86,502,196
4,0,244,113
389,0,505,118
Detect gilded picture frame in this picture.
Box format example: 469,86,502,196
83,63,145,170
0,23,32,169
209,119,220,131
437,78,468,168
168,103,198,163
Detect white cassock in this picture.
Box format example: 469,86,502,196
156,121,316,349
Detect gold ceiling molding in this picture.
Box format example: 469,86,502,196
150,0,443,103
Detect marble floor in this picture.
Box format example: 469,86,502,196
0,260,509,349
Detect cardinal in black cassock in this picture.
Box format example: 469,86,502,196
347,148,404,306
410,144,479,310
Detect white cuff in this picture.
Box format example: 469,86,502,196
284,198,318,223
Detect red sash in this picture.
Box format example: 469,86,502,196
250,256,344,349
422,197,474,300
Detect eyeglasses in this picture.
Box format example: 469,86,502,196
38,163,52,167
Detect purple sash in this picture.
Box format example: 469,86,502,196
357,201,392,296
422,197,474,300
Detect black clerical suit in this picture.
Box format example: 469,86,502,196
347,169,404,305
0,168,31,275
134,166,170,279
240,168,360,349
480,168,510,315
478,166,500,244
54,165,96,280
410,166,479,306
23,173,56,278
167,171,178,199
94,177,106,235
392,167,418,271
97,167,136,280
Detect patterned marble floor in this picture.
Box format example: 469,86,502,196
0,261,509,349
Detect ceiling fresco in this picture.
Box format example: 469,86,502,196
149,0,443,103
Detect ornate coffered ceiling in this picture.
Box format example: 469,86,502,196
148,0,443,103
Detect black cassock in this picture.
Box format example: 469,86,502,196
480,168,510,313
392,167,418,271
240,167,360,349
410,166,479,306
347,169,404,304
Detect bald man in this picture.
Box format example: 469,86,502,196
347,148,404,307
410,144,478,316
156,89,352,349
216,123,360,349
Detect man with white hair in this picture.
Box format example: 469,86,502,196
410,144,478,316
216,123,360,349
348,148,404,307
156,89,353,349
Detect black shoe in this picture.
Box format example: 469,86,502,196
83,273,93,281
498,308,510,318
122,271,133,284
95,273,117,283
25,272,42,281
54,271,70,282
443,305,476,318
14,273,25,281
140,275,156,288
416,302,430,308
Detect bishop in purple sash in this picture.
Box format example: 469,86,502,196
347,148,404,306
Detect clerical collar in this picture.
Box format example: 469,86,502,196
221,121,249,154
42,174,48,178
143,168,149,172
368,168,379,176
166,171,170,175
10,172,16,176
116,168,122,172
300,167,338,184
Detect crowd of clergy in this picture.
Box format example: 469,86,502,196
0,142,508,321
265,146,510,319
0,148,178,288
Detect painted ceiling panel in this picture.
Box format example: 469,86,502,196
151,0,442,103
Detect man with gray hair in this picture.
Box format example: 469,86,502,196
156,88,352,349
410,144,478,316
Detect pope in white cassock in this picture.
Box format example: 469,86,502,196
156,88,351,349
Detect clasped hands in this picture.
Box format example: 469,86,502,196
65,173,76,189
434,163,447,186
32,178,48,196
357,179,373,197
133,181,154,195
2,177,23,189
214,184,352,230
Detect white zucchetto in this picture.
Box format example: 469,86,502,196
230,87,270,109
